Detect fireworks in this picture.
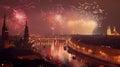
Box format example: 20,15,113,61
9,9,27,35
55,14,62,23
13,9,27,24
0,0,106,35
44,1,105,35
62,2,105,35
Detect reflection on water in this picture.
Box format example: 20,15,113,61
32,40,88,67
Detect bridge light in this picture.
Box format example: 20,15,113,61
88,49,93,54
82,47,85,51
99,51,107,56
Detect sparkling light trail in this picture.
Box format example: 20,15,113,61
8,9,28,35
39,1,105,35
56,2,105,35
0,0,106,35
13,9,27,24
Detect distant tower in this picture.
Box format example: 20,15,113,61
107,26,112,35
112,26,119,35
2,14,9,48
113,26,117,32
24,21,29,45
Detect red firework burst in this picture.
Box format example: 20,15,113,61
13,9,27,25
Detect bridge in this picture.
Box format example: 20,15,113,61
29,35,68,48
29,35,67,43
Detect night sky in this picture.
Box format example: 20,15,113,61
0,0,120,35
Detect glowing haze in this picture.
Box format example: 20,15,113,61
66,20,97,35
9,9,27,35
0,0,105,35
13,9,27,24
47,2,104,35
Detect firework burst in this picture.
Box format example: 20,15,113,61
62,2,105,35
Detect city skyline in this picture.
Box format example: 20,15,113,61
0,0,120,67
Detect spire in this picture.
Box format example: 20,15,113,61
25,20,28,32
107,26,112,35
25,20,28,30
113,26,116,32
2,14,9,48
24,20,29,45
25,20,27,26
112,26,120,36
2,13,8,32
3,13,6,27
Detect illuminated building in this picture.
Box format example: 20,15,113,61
112,26,120,35
107,26,112,35
107,26,119,36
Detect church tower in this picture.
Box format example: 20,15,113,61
107,26,112,35
106,26,120,36
112,26,119,35
23,21,29,45
2,14,9,48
